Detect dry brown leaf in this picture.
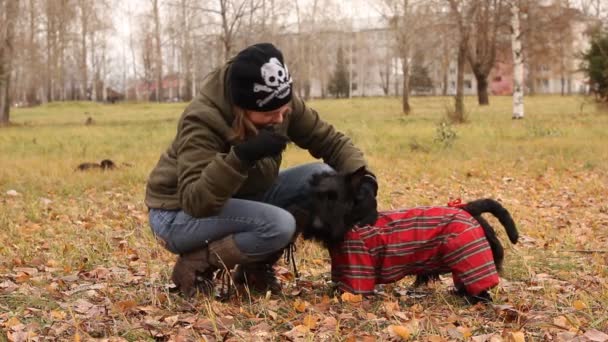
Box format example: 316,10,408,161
114,300,137,313
505,331,525,342
303,314,318,329
341,292,363,304
318,316,338,333
293,298,307,313
584,329,608,342
14,272,31,284
5,316,21,328
283,324,310,340
267,309,278,320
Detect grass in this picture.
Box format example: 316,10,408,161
1,95,608,340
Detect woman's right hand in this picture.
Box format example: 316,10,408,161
233,128,289,164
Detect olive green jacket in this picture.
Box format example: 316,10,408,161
145,62,368,217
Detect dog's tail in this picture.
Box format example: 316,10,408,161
462,199,518,244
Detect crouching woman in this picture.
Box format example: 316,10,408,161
144,43,377,297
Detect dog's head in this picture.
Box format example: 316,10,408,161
304,167,377,246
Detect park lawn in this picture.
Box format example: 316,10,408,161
1,95,607,341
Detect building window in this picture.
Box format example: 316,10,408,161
464,80,472,89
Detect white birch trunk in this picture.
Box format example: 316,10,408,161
511,1,524,119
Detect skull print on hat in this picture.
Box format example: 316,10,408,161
229,43,293,112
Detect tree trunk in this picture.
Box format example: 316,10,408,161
79,0,88,100
402,56,411,114
152,0,163,102
0,0,18,126
453,40,466,123
511,0,524,119
475,73,489,105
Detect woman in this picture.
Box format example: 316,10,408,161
145,43,377,297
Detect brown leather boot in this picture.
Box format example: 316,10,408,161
171,247,214,298
171,235,261,297
233,250,284,294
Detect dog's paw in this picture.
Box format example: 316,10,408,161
463,291,493,305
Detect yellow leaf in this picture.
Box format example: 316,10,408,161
293,299,307,312
341,292,363,303
389,325,411,340
303,314,318,329
74,331,81,342
410,303,423,313
572,300,587,310
404,318,420,335
506,331,525,342
457,326,472,339
5,317,21,328
50,310,67,320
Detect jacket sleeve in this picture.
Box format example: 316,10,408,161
287,95,368,174
176,113,248,218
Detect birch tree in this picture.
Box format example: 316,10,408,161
510,0,524,119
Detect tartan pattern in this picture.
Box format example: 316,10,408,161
329,206,499,295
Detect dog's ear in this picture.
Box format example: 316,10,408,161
345,166,367,193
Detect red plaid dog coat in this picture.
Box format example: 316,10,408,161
330,206,499,295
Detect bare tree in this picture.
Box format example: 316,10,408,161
378,0,419,114
466,0,504,105
151,0,164,102
0,0,19,125
447,0,478,121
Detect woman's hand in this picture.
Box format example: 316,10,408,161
234,128,289,164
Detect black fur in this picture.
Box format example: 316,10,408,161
301,170,518,301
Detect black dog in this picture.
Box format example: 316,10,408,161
300,168,518,300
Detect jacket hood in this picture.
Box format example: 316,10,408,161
197,60,236,125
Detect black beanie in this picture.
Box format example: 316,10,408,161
228,43,293,112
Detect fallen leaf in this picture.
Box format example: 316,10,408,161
388,325,411,340
572,300,587,310
303,314,318,329
318,316,338,333
267,309,278,320
50,310,67,320
5,316,21,328
341,292,363,304
505,331,525,342
584,329,608,342
283,325,310,340
114,300,137,313
293,298,307,313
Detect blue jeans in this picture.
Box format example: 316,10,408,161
148,163,333,257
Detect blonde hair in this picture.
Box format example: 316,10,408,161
231,106,258,142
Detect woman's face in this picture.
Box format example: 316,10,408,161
245,104,291,128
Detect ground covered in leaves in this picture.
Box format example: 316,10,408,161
1,97,607,341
